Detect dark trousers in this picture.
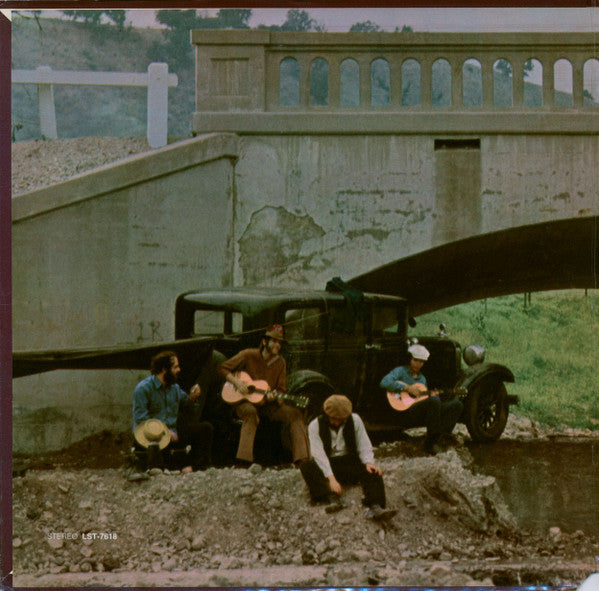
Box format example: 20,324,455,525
300,454,387,508
136,421,213,471
393,396,463,442
178,420,214,469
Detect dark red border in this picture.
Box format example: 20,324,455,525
0,11,12,590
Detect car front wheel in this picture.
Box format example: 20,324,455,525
464,378,509,442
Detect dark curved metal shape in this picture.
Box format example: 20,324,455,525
349,215,598,316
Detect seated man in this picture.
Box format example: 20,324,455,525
132,350,213,472
300,394,396,521
218,325,309,467
380,344,463,455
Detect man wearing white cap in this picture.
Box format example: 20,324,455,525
299,394,396,521
380,344,463,455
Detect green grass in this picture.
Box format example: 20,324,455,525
414,290,599,430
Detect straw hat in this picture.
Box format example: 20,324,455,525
264,324,286,342
134,418,170,449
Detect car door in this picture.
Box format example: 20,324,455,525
360,301,408,425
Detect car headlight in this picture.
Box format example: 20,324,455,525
463,344,485,366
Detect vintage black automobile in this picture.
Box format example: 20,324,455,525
13,286,517,460
173,287,516,443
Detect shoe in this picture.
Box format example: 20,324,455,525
367,504,397,521
324,495,345,513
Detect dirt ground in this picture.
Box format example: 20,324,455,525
11,416,599,588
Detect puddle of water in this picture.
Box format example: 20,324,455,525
468,439,599,536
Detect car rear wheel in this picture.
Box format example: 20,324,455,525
465,378,509,442
295,382,334,425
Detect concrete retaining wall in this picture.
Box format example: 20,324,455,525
12,134,238,453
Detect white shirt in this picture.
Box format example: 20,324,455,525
308,413,375,478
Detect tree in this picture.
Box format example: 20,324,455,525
259,10,325,32
349,20,382,32
495,58,535,79
395,25,414,32
61,10,127,30
148,9,252,72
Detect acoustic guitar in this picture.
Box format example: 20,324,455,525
221,371,309,409
387,382,466,412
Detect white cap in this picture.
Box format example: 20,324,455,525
408,344,430,361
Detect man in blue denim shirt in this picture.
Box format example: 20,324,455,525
133,350,213,472
380,344,463,455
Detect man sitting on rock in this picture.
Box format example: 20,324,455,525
300,394,396,521
132,350,213,472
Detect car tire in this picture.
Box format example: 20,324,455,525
295,382,334,425
465,378,509,442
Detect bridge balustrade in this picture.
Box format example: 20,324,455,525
193,31,598,112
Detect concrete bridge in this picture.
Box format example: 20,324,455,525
11,31,599,452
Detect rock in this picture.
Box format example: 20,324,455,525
13,537,22,548
162,558,177,571
47,537,64,550
191,535,205,550
80,562,92,573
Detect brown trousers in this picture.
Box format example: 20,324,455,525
235,400,309,463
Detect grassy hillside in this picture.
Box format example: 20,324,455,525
415,290,599,430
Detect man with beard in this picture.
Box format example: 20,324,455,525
299,394,396,521
218,325,309,467
132,350,213,472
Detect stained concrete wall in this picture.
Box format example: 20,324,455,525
12,134,238,453
12,130,599,453
231,134,599,289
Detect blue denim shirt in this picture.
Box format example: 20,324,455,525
132,374,188,434
379,365,427,393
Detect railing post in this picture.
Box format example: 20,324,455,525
147,62,169,148
36,66,58,140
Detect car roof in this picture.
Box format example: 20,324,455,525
178,287,405,315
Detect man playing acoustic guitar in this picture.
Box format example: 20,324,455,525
380,344,463,455
218,325,310,467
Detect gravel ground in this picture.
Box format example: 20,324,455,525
12,416,599,588
11,137,153,196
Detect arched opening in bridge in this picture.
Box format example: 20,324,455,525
493,58,513,107
584,58,599,106
340,58,360,107
401,58,420,106
310,58,329,106
432,58,451,107
554,58,573,107
371,58,390,106
462,58,482,107
279,57,300,106
524,58,543,107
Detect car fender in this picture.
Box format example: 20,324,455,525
287,369,335,394
455,363,516,401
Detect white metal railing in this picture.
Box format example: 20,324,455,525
12,63,178,148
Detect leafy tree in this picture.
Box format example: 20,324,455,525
350,20,382,32
259,10,325,32
495,58,534,79
61,10,126,30
395,25,414,32
148,9,251,72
